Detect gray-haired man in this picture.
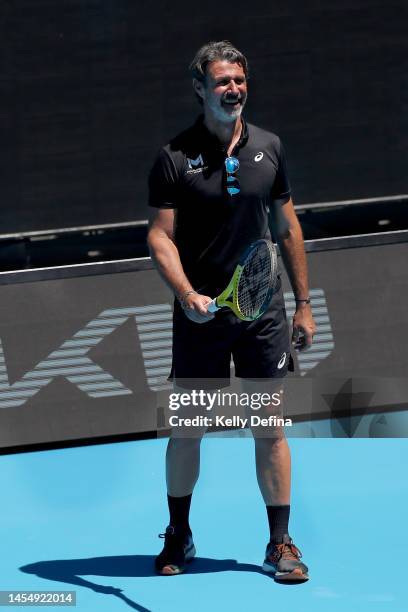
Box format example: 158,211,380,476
147,40,315,582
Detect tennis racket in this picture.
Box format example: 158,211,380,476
207,239,278,321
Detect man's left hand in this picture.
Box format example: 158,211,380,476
291,304,316,351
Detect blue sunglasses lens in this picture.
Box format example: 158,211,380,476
227,176,240,195
225,156,240,174
225,157,240,195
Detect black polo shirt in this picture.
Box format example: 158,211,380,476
148,116,291,296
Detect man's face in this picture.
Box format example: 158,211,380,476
195,60,248,122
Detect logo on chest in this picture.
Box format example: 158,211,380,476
186,154,208,174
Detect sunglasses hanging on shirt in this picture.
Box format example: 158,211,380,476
225,156,240,195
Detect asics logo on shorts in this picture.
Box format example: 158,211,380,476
277,352,287,369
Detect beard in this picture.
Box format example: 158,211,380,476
207,94,247,122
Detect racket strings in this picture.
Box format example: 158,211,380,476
237,244,273,317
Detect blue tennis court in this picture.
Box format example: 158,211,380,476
1,434,407,611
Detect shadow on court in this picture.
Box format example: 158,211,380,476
20,555,290,610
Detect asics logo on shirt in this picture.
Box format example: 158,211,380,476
254,152,264,162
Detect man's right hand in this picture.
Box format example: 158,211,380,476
181,292,215,324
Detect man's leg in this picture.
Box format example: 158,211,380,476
242,379,291,531
166,436,202,498
254,432,291,501
166,386,208,523
156,388,207,575
242,378,309,581
158,303,234,574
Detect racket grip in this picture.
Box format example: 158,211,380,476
207,299,220,313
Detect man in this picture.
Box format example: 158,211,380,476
147,41,315,582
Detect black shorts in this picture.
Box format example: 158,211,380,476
170,277,293,389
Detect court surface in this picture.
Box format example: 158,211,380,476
1,434,407,612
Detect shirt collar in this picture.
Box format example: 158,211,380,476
195,115,249,153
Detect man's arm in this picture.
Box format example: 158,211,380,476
147,208,214,323
270,198,316,349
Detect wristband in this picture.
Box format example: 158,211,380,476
295,297,311,304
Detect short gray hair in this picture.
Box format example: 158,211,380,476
189,40,249,82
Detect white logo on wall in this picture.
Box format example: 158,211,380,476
0,304,175,407
0,291,334,405
254,152,264,162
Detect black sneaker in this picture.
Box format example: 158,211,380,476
155,525,196,575
262,534,309,582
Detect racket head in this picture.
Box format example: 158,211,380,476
232,239,278,320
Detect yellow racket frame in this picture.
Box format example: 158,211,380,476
207,240,277,321
210,264,248,319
